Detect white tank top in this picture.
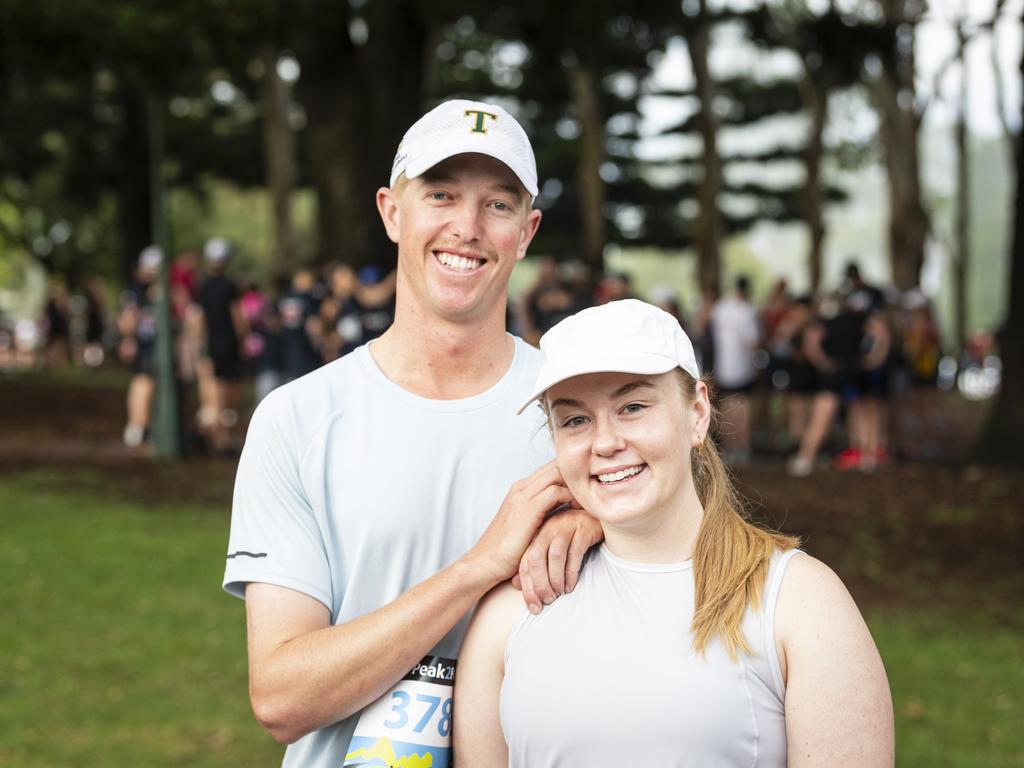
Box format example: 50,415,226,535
499,545,799,767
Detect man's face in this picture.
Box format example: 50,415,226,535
377,153,541,325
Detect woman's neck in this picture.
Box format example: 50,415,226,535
601,484,705,564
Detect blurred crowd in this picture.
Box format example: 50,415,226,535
1,248,1002,470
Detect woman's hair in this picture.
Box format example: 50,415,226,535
679,370,800,660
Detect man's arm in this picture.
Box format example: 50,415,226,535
245,460,577,744
777,554,894,767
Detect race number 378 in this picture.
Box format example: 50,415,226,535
344,655,456,767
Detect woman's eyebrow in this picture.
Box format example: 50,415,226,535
549,397,584,410
609,380,656,399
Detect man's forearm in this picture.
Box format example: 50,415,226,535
249,556,496,744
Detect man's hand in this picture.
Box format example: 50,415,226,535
513,507,603,614
462,460,578,591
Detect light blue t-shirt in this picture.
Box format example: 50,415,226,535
224,337,552,767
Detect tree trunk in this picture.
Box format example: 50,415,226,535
874,1,929,290
117,85,153,282
686,0,723,296
976,11,1024,464
568,64,606,273
294,0,429,270
801,75,828,293
953,25,969,351
260,46,296,285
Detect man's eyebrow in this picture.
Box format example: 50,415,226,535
419,171,454,184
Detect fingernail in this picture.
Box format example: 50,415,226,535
529,603,541,614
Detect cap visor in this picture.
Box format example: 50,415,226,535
516,353,680,415
404,139,538,197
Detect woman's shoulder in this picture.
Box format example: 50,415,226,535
464,581,531,660
774,552,872,672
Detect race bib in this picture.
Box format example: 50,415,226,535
344,655,456,767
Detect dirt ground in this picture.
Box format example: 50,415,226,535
2,374,1021,623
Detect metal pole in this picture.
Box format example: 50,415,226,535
147,93,181,459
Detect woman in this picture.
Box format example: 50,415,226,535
454,299,893,767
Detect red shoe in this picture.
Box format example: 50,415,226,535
835,448,862,471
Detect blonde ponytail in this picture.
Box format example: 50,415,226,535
683,373,800,660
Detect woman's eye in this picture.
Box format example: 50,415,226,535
561,415,588,428
622,402,646,414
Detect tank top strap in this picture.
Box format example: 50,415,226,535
760,548,803,700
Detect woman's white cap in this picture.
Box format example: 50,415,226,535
389,99,538,198
517,299,701,414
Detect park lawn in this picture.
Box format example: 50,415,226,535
0,469,282,767
1,468,1022,767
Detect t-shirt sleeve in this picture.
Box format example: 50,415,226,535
222,389,333,611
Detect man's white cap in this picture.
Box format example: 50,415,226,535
138,245,162,271
204,237,232,264
390,99,538,198
517,299,701,414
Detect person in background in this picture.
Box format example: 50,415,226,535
318,263,364,362
841,291,892,472
454,299,894,767
196,238,248,452
117,246,162,448
278,268,322,382
353,265,396,345
771,296,817,451
787,293,862,477
709,275,761,464
43,281,71,368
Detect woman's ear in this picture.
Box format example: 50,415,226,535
690,379,712,447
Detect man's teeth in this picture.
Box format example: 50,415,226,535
597,465,644,483
436,252,482,271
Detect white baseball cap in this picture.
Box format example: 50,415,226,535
390,99,538,198
517,299,701,414
138,245,163,271
204,237,232,264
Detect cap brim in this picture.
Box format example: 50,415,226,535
402,139,538,198
516,353,680,415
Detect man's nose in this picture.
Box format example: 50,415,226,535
448,201,484,242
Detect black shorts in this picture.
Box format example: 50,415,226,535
716,377,758,396
209,344,243,380
134,344,156,376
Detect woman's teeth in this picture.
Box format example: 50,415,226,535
597,465,644,483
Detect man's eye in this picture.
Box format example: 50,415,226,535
492,201,510,211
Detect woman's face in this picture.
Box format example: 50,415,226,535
546,371,709,533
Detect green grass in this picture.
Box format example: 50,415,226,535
1,469,1021,767
0,470,282,767
871,609,1024,768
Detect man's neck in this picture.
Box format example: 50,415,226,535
370,304,515,400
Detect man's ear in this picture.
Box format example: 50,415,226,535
377,187,400,244
516,209,543,262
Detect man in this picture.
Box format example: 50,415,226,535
223,99,601,767
196,238,248,451
710,275,762,463
117,245,162,448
